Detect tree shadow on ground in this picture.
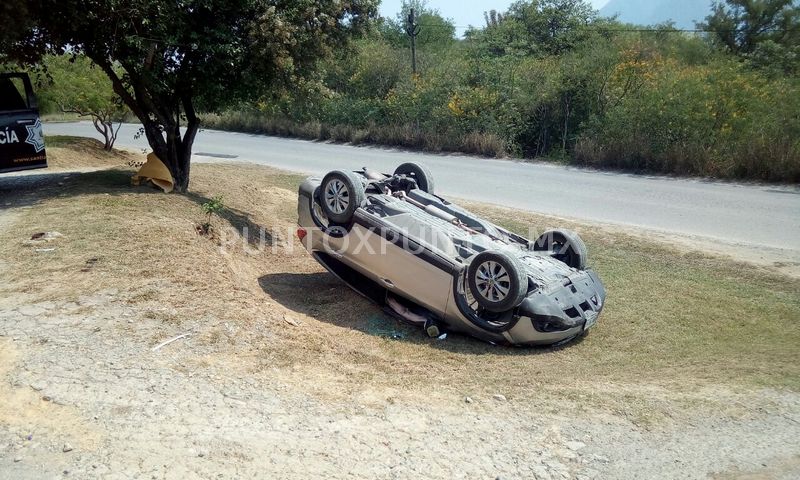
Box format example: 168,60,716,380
258,271,582,356
1,168,155,207
0,168,275,245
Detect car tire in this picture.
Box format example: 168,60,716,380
467,250,528,313
394,162,435,194
533,229,587,270
319,170,366,224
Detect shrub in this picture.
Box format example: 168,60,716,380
575,58,800,181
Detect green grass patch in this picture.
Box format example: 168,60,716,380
485,214,800,390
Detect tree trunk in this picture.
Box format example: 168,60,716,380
173,96,199,193
170,136,193,193
109,121,122,150
90,57,200,193
155,120,197,194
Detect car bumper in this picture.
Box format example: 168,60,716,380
506,270,606,344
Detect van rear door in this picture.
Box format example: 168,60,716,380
0,72,47,173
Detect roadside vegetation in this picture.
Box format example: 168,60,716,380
3,137,798,407
33,55,129,150
200,0,800,182
4,0,798,183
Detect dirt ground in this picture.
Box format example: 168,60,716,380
1,140,799,479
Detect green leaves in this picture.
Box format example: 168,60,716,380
575,55,800,181
701,0,800,74
37,55,126,119
201,195,225,217
1,0,379,190
467,0,598,58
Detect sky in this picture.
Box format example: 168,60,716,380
378,0,612,35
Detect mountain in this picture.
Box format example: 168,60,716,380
600,0,714,29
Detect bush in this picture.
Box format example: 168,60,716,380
575,58,800,182
201,110,508,158
200,2,799,182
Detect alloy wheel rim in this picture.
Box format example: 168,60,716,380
475,260,511,302
324,179,349,214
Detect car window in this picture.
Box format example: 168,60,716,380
0,77,28,111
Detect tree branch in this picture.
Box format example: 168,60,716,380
59,105,92,118
181,95,199,152
90,56,143,119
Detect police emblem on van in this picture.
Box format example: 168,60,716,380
25,118,45,153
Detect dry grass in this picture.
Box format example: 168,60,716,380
468,205,800,391
1,138,798,420
201,112,509,158
44,135,137,169
574,135,800,183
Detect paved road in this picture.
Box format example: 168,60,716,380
45,122,800,253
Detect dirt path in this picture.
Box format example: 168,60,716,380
1,287,799,479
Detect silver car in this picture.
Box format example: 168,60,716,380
296,162,606,346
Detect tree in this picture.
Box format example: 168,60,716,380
1,0,377,192
702,0,800,55
515,0,597,56
39,55,128,150
326,39,406,99
379,0,456,50
467,0,598,58
0,2,36,61
484,10,506,28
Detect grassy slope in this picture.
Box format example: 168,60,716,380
477,209,800,390
1,138,798,415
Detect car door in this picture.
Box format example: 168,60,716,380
0,73,47,174
349,209,458,317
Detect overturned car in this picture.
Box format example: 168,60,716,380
296,163,606,346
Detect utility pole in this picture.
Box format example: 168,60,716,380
405,8,420,75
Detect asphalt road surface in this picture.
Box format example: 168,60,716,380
44,122,800,255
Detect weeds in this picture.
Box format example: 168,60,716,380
198,195,225,236
201,113,508,158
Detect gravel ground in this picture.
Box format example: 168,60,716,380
1,290,799,480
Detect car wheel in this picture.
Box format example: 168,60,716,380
533,229,587,270
394,162,435,194
467,250,527,313
319,170,366,224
